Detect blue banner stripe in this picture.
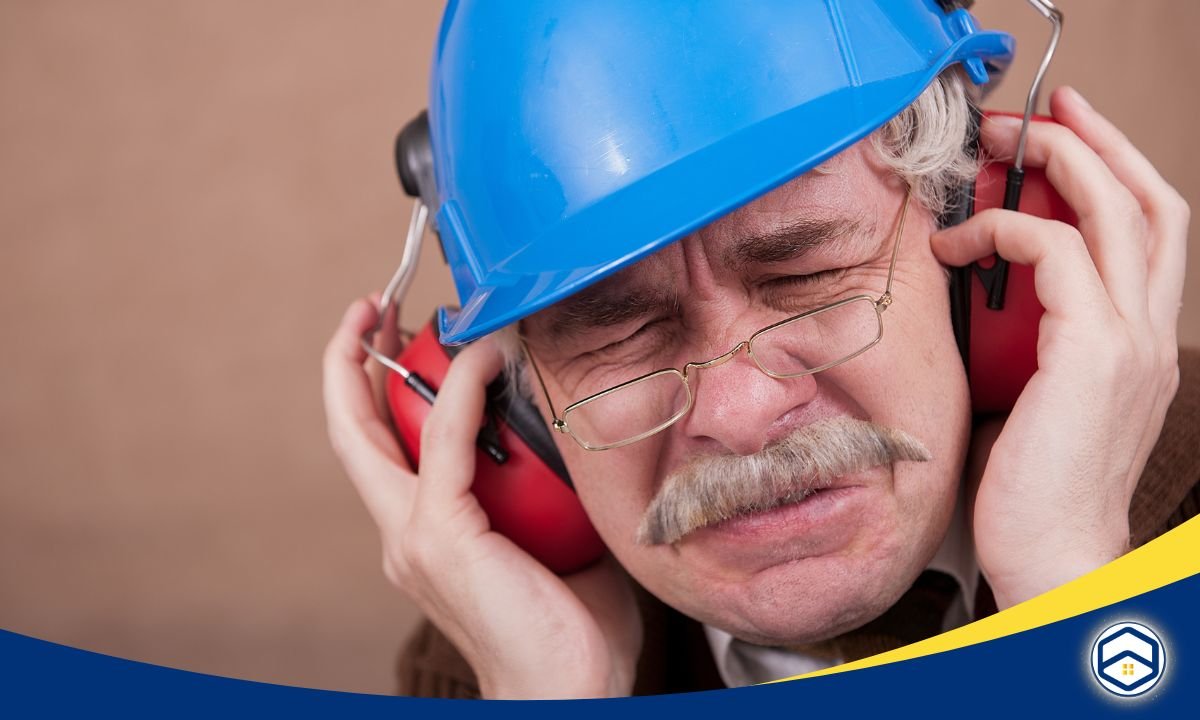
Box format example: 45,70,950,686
2,573,1197,717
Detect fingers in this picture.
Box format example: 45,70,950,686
325,296,508,570
413,337,506,521
1049,87,1186,232
323,297,381,427
364,290,401,420
931,209,1113,324
980,112,1149,324
1049,86,1189,337
323,297,412,522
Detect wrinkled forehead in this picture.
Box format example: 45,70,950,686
522,159,891,344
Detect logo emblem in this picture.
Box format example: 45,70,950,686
1090,622,1166,697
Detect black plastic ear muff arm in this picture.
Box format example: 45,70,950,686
403,369,438,405
387,356,510,465
974,0,1063,311
972,167,1022,310
403,370,510,464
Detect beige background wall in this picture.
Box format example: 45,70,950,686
1,0,1196,695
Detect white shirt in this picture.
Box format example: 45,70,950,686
703,487,979,687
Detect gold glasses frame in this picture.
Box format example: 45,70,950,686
522,190,912,451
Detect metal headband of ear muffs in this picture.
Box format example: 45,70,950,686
360,112,437,378
359,198,427,379
947,0,1064,366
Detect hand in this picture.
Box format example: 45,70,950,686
931,87,1188,609
322,296,641,698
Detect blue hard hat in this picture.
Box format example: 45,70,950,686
430,0,1014,345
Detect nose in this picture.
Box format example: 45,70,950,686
680,343,819,456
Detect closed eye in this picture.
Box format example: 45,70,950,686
761,268,851,312
764,267,846,288
591,317,673,357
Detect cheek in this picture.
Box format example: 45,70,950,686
558,435,662,552
525,366,663,551
885,274,971,516
823,257,970,501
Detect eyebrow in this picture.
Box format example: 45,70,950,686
540,283,679,342
723,216,864,270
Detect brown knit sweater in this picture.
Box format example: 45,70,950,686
396,348,1200,698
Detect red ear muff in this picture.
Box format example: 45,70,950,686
966,113,1078,413
385,319,606,575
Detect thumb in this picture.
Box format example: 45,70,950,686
413,336,506,515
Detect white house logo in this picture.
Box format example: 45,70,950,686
1090,622,1166,697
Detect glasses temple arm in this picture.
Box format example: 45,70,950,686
882,190,912,302
520,338,565,429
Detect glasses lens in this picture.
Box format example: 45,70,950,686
750,296,882,377
562,370,690,449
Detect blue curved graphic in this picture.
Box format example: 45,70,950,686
1,573,1197,718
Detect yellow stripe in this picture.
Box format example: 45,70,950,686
779,514,1200,681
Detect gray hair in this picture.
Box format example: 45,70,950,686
872,66,978,220
494,68,977,395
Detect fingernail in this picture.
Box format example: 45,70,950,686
344,299,367,322
985,114,1022,129
1065,86,1092,111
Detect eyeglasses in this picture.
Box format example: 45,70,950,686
523,191,912,451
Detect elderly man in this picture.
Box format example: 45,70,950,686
322,0,1196,699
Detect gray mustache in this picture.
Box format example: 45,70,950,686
636,417,932,545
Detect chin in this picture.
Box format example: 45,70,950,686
682,521,919,644
707,539,923,646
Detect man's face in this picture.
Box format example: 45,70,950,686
521,140,972,646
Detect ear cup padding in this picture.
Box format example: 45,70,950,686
486,384,575,488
